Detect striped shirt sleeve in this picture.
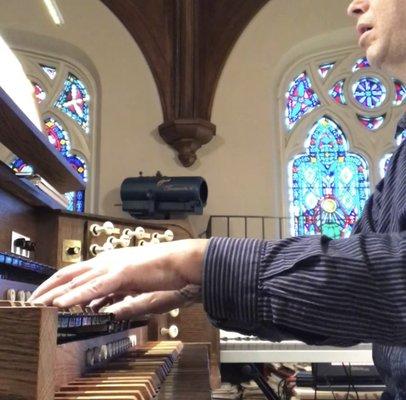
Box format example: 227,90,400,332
203,233,406,346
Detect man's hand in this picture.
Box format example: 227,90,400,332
29,239,208,318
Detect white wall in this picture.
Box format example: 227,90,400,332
0,0,357,231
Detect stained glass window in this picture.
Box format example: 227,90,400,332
10,158,34,174
65,154,87,212
318,63,335,79
285,72,321,130
357,114,385,131
352,57,370,72
393,79,406,106
379,153,392,178
32,82,46,103
289,116,369,239
352,76,387,109
395,115,406,146
55,73,90,133
41,64,57,80
329,80,347,105
44,117,71,156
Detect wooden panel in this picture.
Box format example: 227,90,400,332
0,306,58,400
0,87,85,193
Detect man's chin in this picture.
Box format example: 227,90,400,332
365,47,384,70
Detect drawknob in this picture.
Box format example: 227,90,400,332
152,230,174,242
107,235,131,248
123,226,151,240
169,308,180,318
160,324,179,339
90,221,118,236
89,242,114,257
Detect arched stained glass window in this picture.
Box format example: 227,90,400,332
352,76,387,109
357,114,385,131
329,80,346,105
6,51,94,214
44,117,71,156
284,50,405,239
285,72,321,130
55,73,90,133
289,116,369,239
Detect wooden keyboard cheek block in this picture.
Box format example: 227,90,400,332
0,306,58,400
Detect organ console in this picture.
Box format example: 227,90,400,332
0,87,219,399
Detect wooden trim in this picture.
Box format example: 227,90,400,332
0,87,85,192
0,161,65,209
101,0,269,166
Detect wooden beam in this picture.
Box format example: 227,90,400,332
101,0,269,166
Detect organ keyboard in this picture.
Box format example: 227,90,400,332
220,331,373,364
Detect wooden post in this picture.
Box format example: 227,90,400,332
0,305,58,400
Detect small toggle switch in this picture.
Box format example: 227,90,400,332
14,238,36,252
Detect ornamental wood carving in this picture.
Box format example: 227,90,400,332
101,0,269,166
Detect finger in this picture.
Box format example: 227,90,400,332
103,290,187,320
33,267,105,305
88,295,114,312
89,294,125,312
53,272,122,308
33,281,73,305
29,261,93,301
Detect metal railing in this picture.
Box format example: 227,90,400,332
205,215,291,240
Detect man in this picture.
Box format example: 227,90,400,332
31,1,406,398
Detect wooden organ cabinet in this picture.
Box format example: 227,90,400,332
0,87,219,399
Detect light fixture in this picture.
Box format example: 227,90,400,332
43,0,64,26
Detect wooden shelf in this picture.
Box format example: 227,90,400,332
0,87,85,193
0,161,65,210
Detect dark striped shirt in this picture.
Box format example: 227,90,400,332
203,135,406,399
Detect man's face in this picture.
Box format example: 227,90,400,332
347,0,406,80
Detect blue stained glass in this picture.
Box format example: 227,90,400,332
285,72,321,130
64,154,87,213
357,114,385,131
9,158,34,174
329,80,347,105
55,73,90,133
318,62,335,79
289,116,370,239
393,79,406,106
352,57,370,72
44,117,71,156
352,76,387,109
